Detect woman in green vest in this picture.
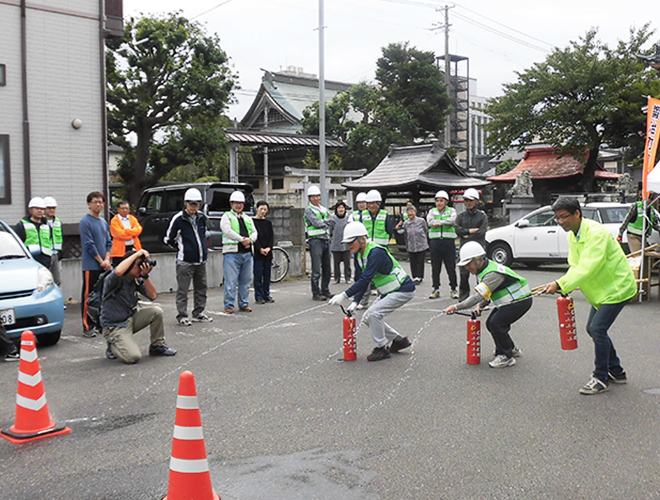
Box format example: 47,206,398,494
444,241,532,368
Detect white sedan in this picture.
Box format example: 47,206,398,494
485,202,636,267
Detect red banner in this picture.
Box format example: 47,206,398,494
642,97,660,199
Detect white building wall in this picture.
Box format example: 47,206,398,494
0,1,105,223
0,4,26,221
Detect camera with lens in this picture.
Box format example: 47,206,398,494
140,256,157,268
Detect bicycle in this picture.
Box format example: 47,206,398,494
270,246,290,283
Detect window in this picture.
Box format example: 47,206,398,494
527,210,557,227
165,190,187,212
0,135,10,204
0,65,5,86
248,180,260,190
146,193,163,212
272,178,284,190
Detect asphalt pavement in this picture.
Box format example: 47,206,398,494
1,262,659,500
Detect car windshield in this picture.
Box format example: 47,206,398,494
598,207,629,224
0,224,29,259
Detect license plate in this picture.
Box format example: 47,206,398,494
0,308,16,326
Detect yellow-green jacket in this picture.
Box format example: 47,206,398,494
557,218,636,308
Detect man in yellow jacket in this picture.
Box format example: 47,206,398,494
543,197,636,395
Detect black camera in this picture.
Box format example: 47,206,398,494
140,256,157,268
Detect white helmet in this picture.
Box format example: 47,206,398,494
229,191,245,203
435,190,449,201
28,197,46,209
355,192,368,203
365,189,382,203
43,196,58,207
458,241,486,266
342,221,369,243
463,188,480,200
307,185,321,197
184,188,203,203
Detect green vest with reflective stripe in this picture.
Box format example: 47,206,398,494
363,210,389,245
357,241,407,295
22,220,53,257
428,207,456,239
476,260,531,306
222,211,254,245
628,201,655,236
352,209,366,222
50,217,63,251
304,205,329,237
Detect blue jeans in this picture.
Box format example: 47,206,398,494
253,258,272,301
309,238,331,296
223,252,253,309
585,301,628,383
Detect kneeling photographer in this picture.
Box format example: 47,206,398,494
100,249,176,363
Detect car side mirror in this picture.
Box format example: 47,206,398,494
515,219,530,228
138,207,147,215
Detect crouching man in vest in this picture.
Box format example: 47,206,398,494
329,221,415,361
444,241,532,368
100,249,176,363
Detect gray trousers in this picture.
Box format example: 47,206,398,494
50,252,62,286
362,290,415,348
176,263,207,319
103,303,165,364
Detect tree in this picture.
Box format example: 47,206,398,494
301,42,450,171
484,25,660,191
106,13,237,205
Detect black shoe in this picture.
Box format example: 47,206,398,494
390,336,411,353
367,346,391,362
4,351,20,362
322,291,334,299
82,329,97,338
312,294,327,301
149,344,177,357
105,342,117,360
265,297,275,303
256,298,266,304
608,371,627,384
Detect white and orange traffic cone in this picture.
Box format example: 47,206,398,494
0,330,71,444
163,370,219,500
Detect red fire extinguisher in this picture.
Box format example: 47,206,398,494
466,311,481,365
341,306,357,361
557,294,578,350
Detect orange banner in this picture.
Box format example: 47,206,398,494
642,97,660,199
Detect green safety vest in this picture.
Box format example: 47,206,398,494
304,205,329,238
351,209,366,223
21,219,53,257
357,241,408,295
628,201,656,236
50,217,63,251
363,209,390,245
476,260,531,306
428,207,456,239
222,211,254,246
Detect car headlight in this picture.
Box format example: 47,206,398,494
37,266,54,292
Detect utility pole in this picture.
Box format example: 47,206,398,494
443,5,453,149
318,0,328,207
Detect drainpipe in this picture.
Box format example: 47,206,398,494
99,0,109,217
20,0,31,204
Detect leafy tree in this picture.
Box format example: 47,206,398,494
496,158,518,176
484,26,660,191
106,13,237,205
301,42,450,171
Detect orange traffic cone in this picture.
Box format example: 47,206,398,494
0,330,71,444
163,370,219,500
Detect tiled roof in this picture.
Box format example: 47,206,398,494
224,130,345,148
487,147,619,182
343,143,490,190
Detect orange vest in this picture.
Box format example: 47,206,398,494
110,213,143,257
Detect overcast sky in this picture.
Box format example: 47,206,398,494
125,0,657,121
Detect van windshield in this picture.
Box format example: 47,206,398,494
207,189,254,213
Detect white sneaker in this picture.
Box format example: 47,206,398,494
191,313,213,323
429,290,440,299
489,354,516,368
450,290,459,299
177,317,192,326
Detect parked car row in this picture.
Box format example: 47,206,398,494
485,202,651,267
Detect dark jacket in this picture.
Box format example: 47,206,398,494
164,210,208,264
455,208,488,248
100,271,149,328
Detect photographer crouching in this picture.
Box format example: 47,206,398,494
100,249,176,363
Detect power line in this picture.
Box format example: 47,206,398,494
190,0,235,21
